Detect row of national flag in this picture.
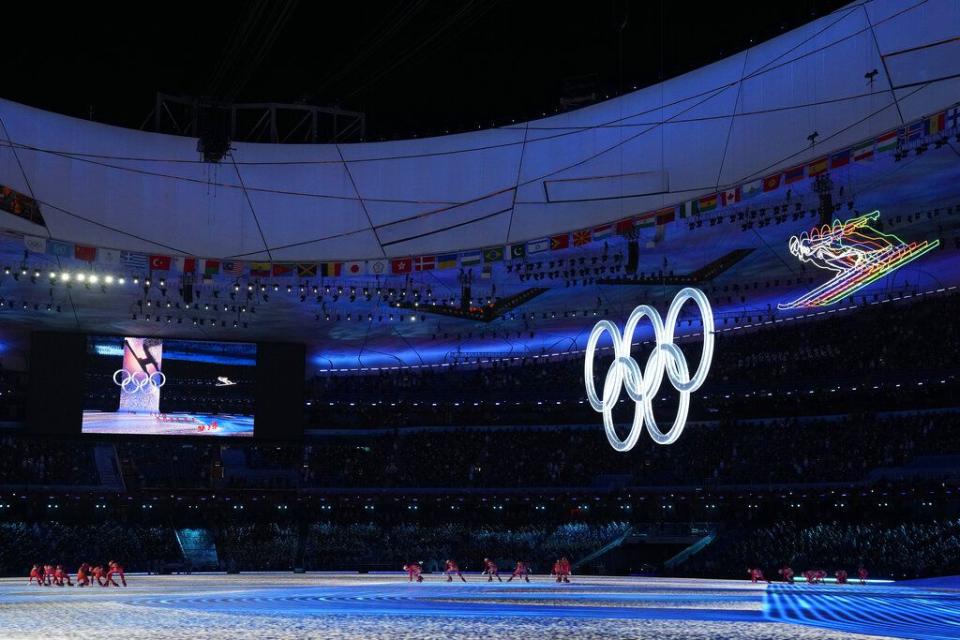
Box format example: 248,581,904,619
15,104,960,275
689,105,959,216
22,236,501,278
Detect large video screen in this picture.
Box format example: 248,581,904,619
82,336,255,437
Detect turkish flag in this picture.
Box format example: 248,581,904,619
150,255,172,270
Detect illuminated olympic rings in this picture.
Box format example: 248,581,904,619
112,369,166,394
584,287,714,452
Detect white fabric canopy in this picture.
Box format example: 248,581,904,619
0,0,957,261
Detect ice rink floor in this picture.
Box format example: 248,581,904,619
0,573,957,639
80,411,254,437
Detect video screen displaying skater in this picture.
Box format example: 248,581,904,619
82,336,256,437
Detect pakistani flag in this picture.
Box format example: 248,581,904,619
508,244,526,260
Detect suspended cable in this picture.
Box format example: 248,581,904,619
229,152,274,261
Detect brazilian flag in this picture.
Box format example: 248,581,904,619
483,246,505,262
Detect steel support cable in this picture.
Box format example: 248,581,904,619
309,0,430,98
343,0,500,101
0,112,82,326
229,152,274,261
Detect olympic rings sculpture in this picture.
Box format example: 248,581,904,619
584,287,714,452
112,368,166,394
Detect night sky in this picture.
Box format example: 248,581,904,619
5,1,849,139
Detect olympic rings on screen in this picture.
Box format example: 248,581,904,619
584,287,714,452
112,368,166,394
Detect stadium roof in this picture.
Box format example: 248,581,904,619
0,0,957,371
0,0,957,262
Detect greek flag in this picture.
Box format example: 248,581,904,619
121,251,149,272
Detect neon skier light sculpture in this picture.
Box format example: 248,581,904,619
779,211,938,309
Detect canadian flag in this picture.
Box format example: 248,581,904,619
720,187,740,206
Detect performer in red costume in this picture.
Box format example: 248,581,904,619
43,564,54,586
76,563,91,587
105,560,127,587
558,557,571,583
53,565,73,587
28,564,43,586
92,565,107,587
403,562,424,583
749,567,771,584
508,560,530,582
444,559,466,582
835,569,848,584
483,558,502,582
778,565,794,583
858,566,869,585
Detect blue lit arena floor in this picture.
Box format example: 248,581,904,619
0,573,957,639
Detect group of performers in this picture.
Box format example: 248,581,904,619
29,561,126,587
747,565,869,585
402,558,567,583
551,557,572,583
